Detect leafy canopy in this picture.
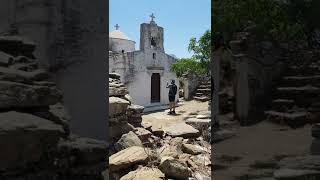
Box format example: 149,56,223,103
170,30,211,77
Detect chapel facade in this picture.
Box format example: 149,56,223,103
109,15,179,110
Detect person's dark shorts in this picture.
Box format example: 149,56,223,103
169,95,175,102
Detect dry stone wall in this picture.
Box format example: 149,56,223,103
0,35,107,180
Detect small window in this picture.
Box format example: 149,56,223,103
151,37,156,47
121,50,125,53
153,53,156,59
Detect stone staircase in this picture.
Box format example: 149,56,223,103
194,80,211,102
265,52,320,128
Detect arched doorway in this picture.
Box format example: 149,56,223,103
151,73,160,103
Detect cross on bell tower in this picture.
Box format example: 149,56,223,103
115,24,120,30
150,13,155,23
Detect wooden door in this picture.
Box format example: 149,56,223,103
151,73,160,103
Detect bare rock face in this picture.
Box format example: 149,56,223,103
109,146,150,172
119,167,165,180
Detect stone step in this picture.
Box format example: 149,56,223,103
198,85,211,89
287,65,320,76
275,86,320,102
282,75,320,87
194,96,210,102
271,99,295,112
265,110,309,128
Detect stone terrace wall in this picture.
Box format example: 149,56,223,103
230,30,287,122
0,36,107,180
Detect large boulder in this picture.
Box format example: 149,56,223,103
181,143,205,155
0,81,62,109
0,111,64,171
159,156,191,179
164,123,200,138
109,146,150,172
120,167,165,180
109,97,130,117
115,131,143,151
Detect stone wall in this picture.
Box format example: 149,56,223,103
0,0,108,140
182,73,200,100
0,36,107,180
230,30,286,122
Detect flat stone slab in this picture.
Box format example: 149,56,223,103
181,143,205,155
0,81,62,109
120,167,165,180
0,111,64,171
164,122,200,138
109,146,150,172
185,118,211,131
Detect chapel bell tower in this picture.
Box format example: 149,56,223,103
140,13,164,52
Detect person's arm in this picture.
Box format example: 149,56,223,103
166,82,170,88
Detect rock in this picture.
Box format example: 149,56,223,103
120,167,165,180
159,156,190,179
57,135,107,165
274,168,320,180
191,154,211,167
109,73,121,80
124,94,133,103
0,67,50,84
109,84,128,97
0,81,62,109
181,144,204,155
109,97,130,117
0,51,14,66
196,111,211,119
185,118,211,130
134,128,152,142
212,129,236,143
109,123,134,142
10,62,38,72
165,123,200,138
32,103,71,135
158,145,179,159
127,104,144,115
151,125,165,137
0,35,36,58
109,146,150,172
115,131,143,151
0,111,64,171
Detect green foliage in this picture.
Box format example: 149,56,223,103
213,0,307,43
170,58,206,77
170,30,211,77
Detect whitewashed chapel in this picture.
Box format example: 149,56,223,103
109,14,179,110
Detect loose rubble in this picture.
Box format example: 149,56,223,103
107,74,211,179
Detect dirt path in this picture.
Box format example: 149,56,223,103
142,99,209,129
214,120,312,180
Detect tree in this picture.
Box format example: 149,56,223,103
170,30,211,77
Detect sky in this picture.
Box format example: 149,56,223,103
109,0,211,59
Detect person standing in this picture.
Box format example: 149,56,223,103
166,80,177,114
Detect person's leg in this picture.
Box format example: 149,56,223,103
172,98,176,114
